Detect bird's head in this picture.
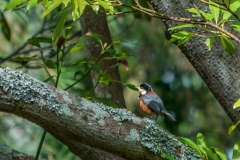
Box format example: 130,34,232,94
137,83,153,95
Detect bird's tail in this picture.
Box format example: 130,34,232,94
163,111,176,121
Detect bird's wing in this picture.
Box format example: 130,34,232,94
142,93,176,121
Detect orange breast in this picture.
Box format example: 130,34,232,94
139,97,154,114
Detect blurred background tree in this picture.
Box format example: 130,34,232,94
0,0,239,159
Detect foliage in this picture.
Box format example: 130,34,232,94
166,0,240,55
178,133,240,160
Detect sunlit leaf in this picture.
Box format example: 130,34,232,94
71,0,86,21
168,24,196,31
228,121,240,135
233,99,240,109
222,1,240,20
5,0,26,10
232,141,240,160
97,0,114,14
93,97,117,108
178,137,202,156
44,60,57,69
52,12,68,47
0,13,11,41
204,34,216,51
187,8,201,17
41,0,63,19
27,0,37,10
209,0,219,23
69,44,84,54
231,24,240,33
161,153,175,160
99,73,111,85
201,145,219,160
196,133,206,147
62,0,70,6
199,11,213,21
220,36,235,55
211,147,227,160
92,4,99,14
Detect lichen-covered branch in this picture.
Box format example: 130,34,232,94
0,67,200,159
0,143,34,160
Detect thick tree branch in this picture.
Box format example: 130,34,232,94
0,67,200,159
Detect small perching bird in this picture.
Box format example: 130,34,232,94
137,83,176,121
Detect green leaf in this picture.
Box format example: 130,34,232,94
92,4,99,14
211,147,227,160
124,83,138,91
0,13,11,41
71,0,86,21
69,44,84,54
113,52,134,58
178,137,202,156
27,0,37,10
99,73,111,85
199,11,213,21
209,0,219,23
91,63,100,73
161,153,175,160
233,99,240,109
93,97,117,108
196,133,206,147
5,0,26,10
11,55,40,61
204,34,216,51
105,49,116,57
52,11,68,47
228,121,240,135
168,24,196,31
187,8,201,17
28,37,52,48
231,24,240,33
222,1,240,20
62,0,70,6
44,60,57,69
97,0,114,14
232,141,240,160
220,36,235,55
41,0,63,19
201,146,219,160
65,26,73,37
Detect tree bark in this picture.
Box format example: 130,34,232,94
79,7,126,108
0,143,34,160
0,67,200,160
148,0,240,125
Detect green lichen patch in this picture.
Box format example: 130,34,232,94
0,143,12,154
95,101,134,123
0,67,63,115
141,118,201,159
124,128,140,142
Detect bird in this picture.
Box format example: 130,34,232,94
137,83,176,121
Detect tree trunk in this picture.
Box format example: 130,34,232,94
79,7,126,108
148,0,240,125
0,67,200,160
